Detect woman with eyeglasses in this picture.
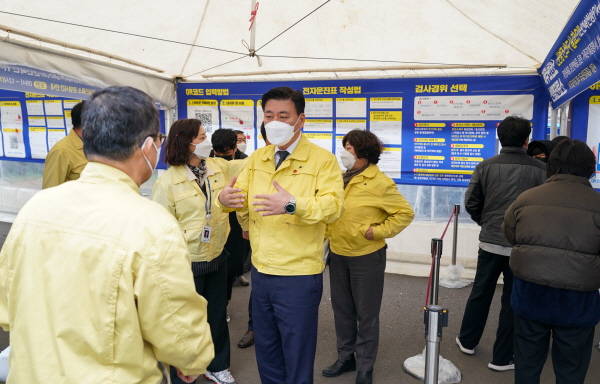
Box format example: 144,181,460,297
152,118,237,384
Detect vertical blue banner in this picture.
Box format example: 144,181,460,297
539,0,600,108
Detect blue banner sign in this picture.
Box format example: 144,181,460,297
540,0,600,108
0,63,99,99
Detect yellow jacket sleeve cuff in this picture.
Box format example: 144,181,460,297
371,225,385,241
293,196,309,218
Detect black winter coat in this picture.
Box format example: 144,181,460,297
465,147,546,247
504,174,600,291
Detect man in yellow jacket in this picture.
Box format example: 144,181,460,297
0,87,213,384
219,87,344,384
42,101,88,189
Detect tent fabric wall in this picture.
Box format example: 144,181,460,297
0,0,580,98
0,40,176,107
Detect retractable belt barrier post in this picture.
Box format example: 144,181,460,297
440,205,471,289
424,238,448,384
403,215,462,383
451,205,460,266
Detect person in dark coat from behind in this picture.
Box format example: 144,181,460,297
504,139,600,384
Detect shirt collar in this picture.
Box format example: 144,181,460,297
546,173,592,187
184,165,198,181
78,162,139,192
170,161,218,183
68,129,84,150
346,164,378,185
500,146,526,154
277,132,301,155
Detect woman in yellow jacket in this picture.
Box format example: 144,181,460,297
152,119,236,384
322,130,414,384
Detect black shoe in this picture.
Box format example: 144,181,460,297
355,370,373,384
322,356,356,377
237,330,254,348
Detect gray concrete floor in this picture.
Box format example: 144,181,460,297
0,220,598,383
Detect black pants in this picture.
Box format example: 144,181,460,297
225,212,250,302
170,259,230,384
458,248,514,364
329,247,386,372
514,313,596,384
247,290,253,331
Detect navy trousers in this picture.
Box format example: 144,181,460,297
251,268,323,384
514,313,596,384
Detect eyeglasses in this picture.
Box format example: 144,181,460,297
150,133,167,145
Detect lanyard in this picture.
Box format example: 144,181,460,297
204,178,212,220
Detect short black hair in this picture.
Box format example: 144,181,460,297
527,140,551,157
261,87,305,115
71,101,85,129
259,122,267,142
165,119,201,166
497,116,531,147
342,130,383,164
211,129,237,153
83,86,158,161
547,139,596,179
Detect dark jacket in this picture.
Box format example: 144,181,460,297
465,147,546,247
504,174,600,291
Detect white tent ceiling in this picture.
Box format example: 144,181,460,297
0,0,581,106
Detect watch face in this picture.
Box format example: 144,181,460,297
285,202,295,213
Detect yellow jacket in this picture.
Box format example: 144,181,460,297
328,164,414,256
152,158,241,263
231,135,344,275
42,129,88,189
0,162,214,384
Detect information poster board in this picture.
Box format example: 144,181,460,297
570,81,600,189
0,89,168,169
0,90,80,161
177,76,548,187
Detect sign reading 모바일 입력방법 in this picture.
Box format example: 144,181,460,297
539,0,600,108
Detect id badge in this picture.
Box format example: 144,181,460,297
201,225,212,243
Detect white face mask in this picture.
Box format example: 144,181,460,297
265,117,300,146
142,137,160,174
237,142,247,153
339,149,357,170
192,139,212,158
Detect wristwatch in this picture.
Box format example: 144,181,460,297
284,199,296,215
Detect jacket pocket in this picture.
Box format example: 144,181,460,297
278,167,317,197
182,227,202,243
331,219,370,250
172,186,201,203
